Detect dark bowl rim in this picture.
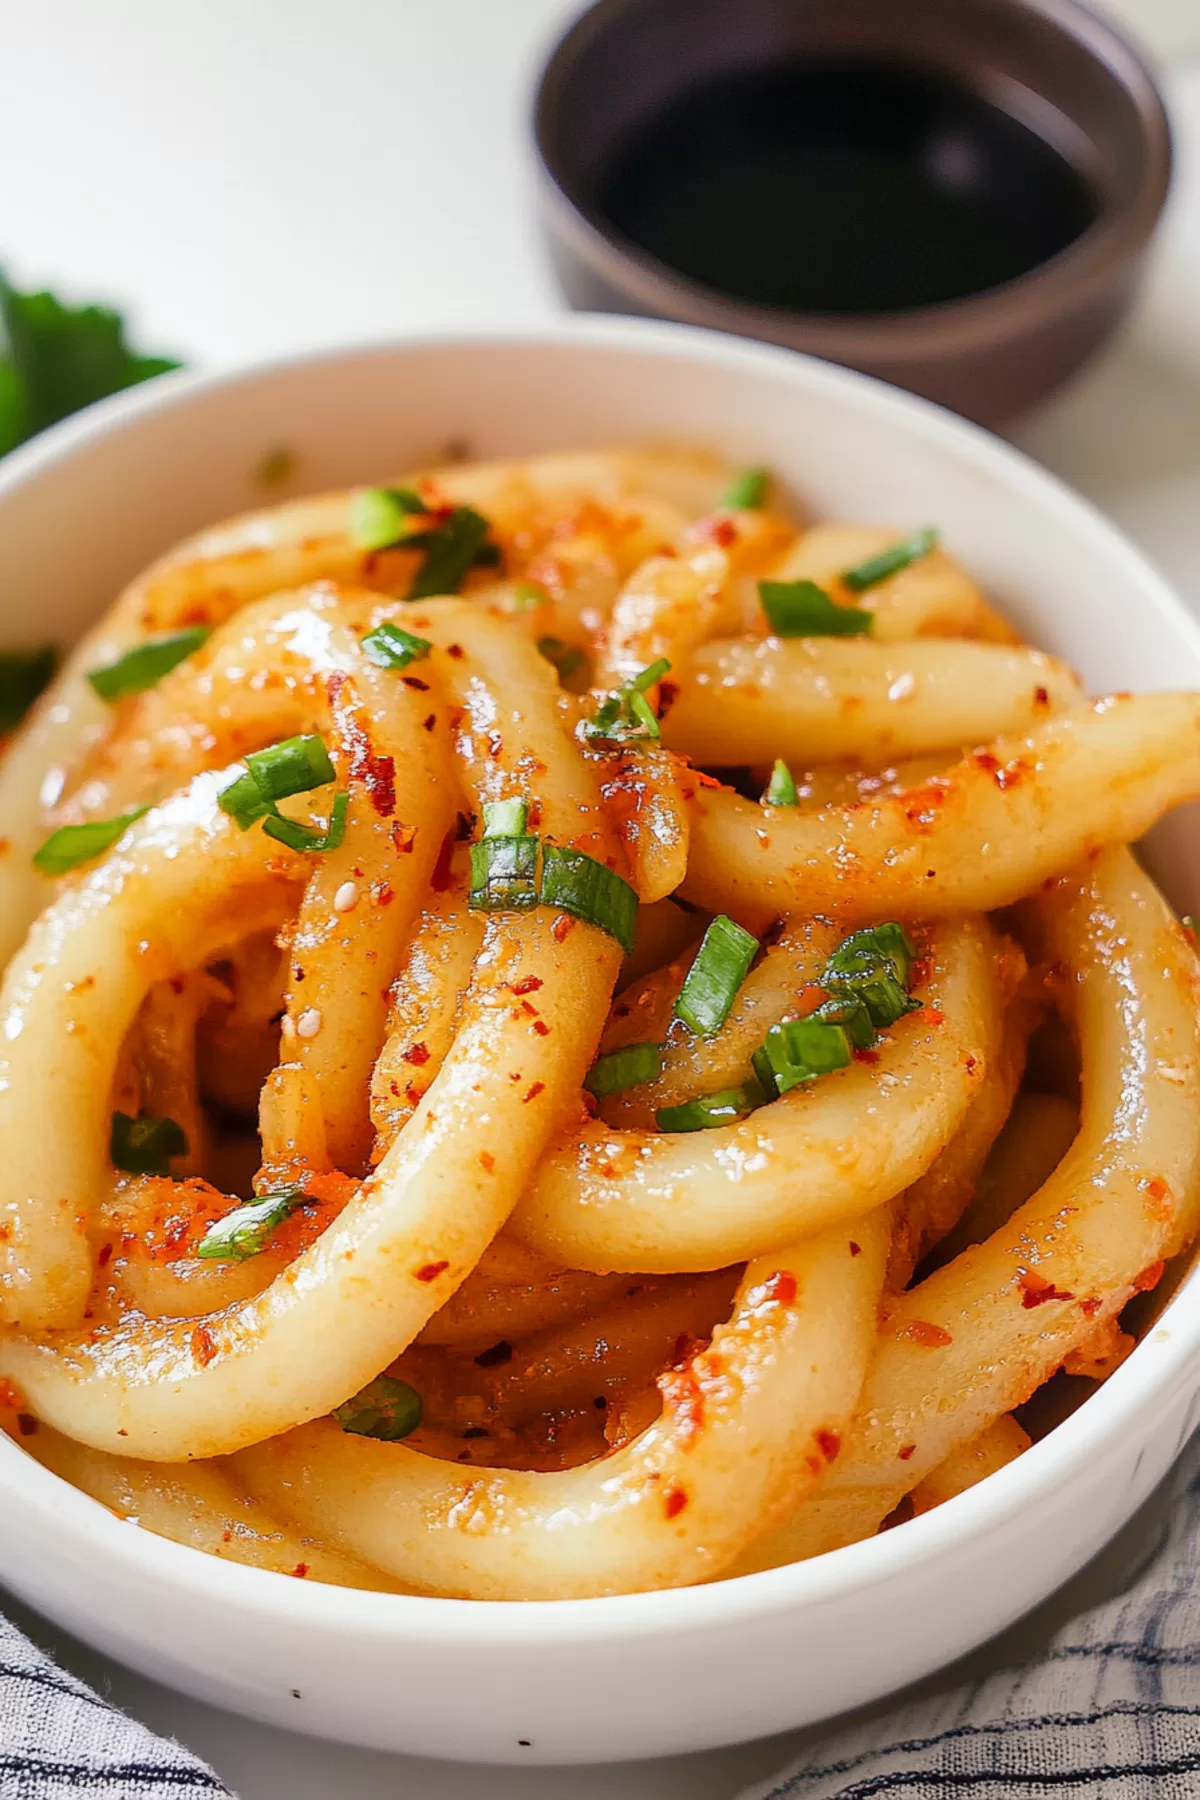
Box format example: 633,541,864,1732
532,0,1173,360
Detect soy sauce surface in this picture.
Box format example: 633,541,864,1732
598,58,1099,315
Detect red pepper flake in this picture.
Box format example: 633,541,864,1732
551,914,575,943
474,1340,513,1367
763,1270,797,1306
1143,1177,1169,1204
1018,1270,1075,1308
446,643,464,660
659,1362,704,1443
191,1324,217,1367
391,823,417,856
16,1413,38,1437
849,1241,862,1257
97,1242,113,1267
479,1152,496,1173
0,1379,25,1411
1080,1296,1103,1318
1034,685,1050,706
416,1260,450,1283
656,678,680,720
422,713,436,732
454,809,477,841
854,1047,881,1064
898,1443,916,1461
693,769,724,789
402,675,430,692
664,1487,688,1519
289,1564,310,1579
918,1007,945,1026
404,1083,424,1109
1133,1260,1165,1294
972,751,1000,773
430,829,457,892
532,1019,550,1037
523,1081,546,1104
403,1042,430,1067
372,880,395,906
903,1319,953,1347
815,1428,841,1462
511,975,543,996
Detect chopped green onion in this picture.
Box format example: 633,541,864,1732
405,505,496,599
350,485,426,551
262,791,349,855
334,1374,423,1441
360,622,432,670
537,635,587,684
482,798,529,838
216,771,274,830
722,466,770,510
764,758,798,807
675,914,758,1037
110,1110,188,1176
759,578,871,638
87,627,209,703
752,1015,853,1098
842,527,939,593
657,1083,761,1133
0,645,57,731
469,835,539,913
539,846,638,954
585,1041,663,1098
511,580,547,611
34,805,150,875
582,657,672,745
811,992,878,1050
246,734,335,804
196,1187,311,1261
822,922,919,1028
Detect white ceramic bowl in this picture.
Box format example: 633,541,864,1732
1,319,1199,1767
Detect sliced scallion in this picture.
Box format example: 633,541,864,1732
759,578,871,638
675,914,758,1038
87,627,210,703
764,758,798,806
656,1084,760,1133
246,734,335,803
582,657,671,745
360,621,432,670
196,1187,311,1261
539,845,638,953
722,466,770,510
585,1041,663,1098
34,805,150,875
482,798,529,838
752,1014,853,1099
537,635,586,683
350,486,426,552
110,1110,187,1176
0,645,57,730
261,790,349,855
404,505,496,599
822,921,919,1027
842,527,939,594
334,1374,423,1440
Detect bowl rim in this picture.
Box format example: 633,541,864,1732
532,0,1173,361
1,312,1199,1649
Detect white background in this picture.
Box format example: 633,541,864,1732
3,3,1200,1795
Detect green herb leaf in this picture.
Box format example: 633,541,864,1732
196,1187,312,1261
842,527,939,593
582,658,671,745
763,758,798,806
759,578,872,638
753,1015,853,1098
405,505,496,599
334,1374,423,1441
360,621,432,670
468,834,539,913
585,1041,663,1098
675,915,758,1037
0,645,57,731
349,486,426,551
261,790,349,854
110,1110,188,1176
656,1084,761,1132
722,466,770,509
0,271,180,459
34,805,149,875
539,846,638,953
87,627,210,703
822,921,919,1027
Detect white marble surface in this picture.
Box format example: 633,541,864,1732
3,4,1200,1794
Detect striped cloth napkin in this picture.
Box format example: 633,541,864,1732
3,1441,1199,1799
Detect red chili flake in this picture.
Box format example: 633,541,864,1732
918,1007,945,1026
1018,1270,1075,1308
403,1042,430,1066
454,809,477,841
532,1019,550,1037
422,714,436,732
446,643,465,660
191,1324,217,1366
656,679,680,719
1143,1178,1169,1204
903,1320,953,1347
1080,1296,1103,1317
1133,1260,1165,1294
97,1242,113,1267
0,1380,23,1411
430,829,457,891
289,1564,310,1579
391,824,417,856
416,1260,450,1283
404,1083,423,1108
815,1429,841,1462
402,675,430,692
972,751,1000,773
551,914,575,943
898,1443,916,1461
511,975,543,996
849,1241,862,1257
664,1487,688,1520
372,880,395,906
964,1053,977,1074
854,1047,881,1064
659,1363,704,1443
479,1152,496,1172
16,1414,38,1437
522,1081,546,1104
764,1270,797,1306
693,769,724,789
475,1340,513,1368
1034,685,1050,706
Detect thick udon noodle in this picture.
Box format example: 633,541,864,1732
0,444,1197,1600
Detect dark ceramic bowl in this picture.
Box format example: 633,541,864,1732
533,0,1172,425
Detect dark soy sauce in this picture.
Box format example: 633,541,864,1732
598,58,1100,315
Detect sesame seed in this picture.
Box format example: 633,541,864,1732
333,881,358,913
297,1008,322,1039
